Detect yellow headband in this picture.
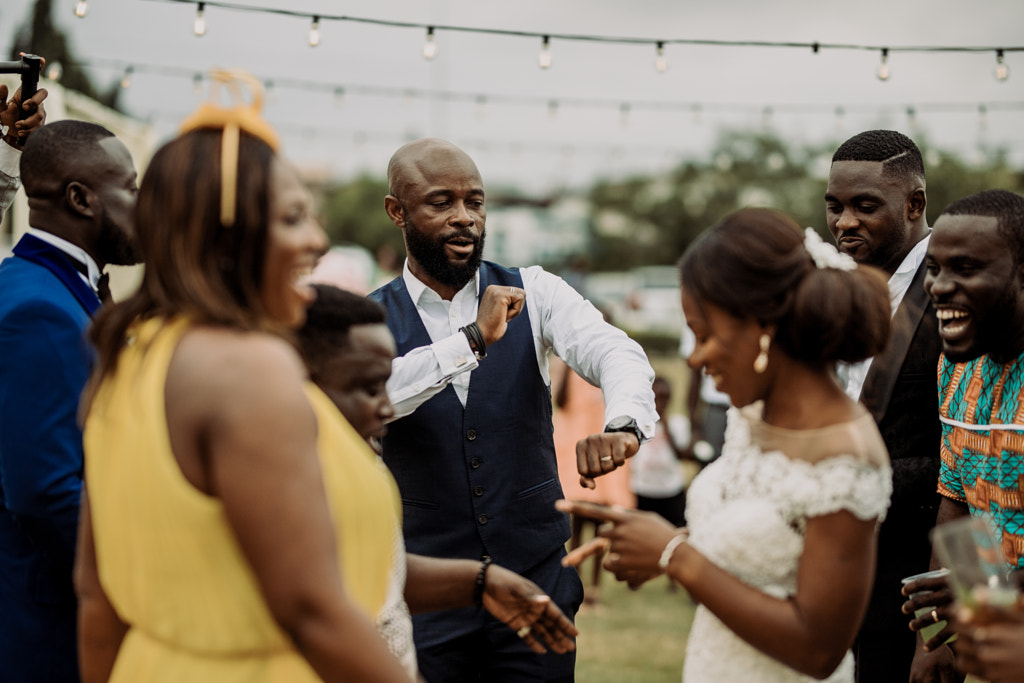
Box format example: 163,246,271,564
178,69,280,227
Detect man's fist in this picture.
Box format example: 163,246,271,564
476,285,526,346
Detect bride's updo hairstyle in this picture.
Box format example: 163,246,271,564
680,207,890,365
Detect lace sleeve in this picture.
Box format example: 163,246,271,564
799,457,892,523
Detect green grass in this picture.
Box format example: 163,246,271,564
569,540,696,683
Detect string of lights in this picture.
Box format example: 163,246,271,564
67,0,1020,81
62,57,1024,123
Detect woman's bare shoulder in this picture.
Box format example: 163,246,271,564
168,326,309,414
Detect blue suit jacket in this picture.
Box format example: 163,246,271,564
0,233,100,682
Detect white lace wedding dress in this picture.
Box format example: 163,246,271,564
682,404,892,683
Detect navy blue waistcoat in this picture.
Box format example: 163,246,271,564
369,263,570,575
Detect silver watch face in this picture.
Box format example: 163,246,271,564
606,416,637,433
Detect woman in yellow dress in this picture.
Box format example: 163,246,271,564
74,71,413,682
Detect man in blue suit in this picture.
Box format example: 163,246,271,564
0,120,139,682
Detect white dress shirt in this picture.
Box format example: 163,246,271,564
839,233,931,400
25,227,102,295
386,260,658,439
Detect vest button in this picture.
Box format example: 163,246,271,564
470,458,481,469
474,486,484,496
477,514,488,525
467,429,478,441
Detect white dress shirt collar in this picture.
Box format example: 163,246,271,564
887,232,931,315
401,258,480,305
26,227,101,291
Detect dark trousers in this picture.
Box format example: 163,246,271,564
416,548,583,683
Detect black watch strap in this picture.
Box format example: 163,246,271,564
604,415,643,444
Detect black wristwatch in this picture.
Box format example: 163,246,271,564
604,415,644,444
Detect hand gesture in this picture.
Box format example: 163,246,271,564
475,285,525,346
556,500,680,582
0,85,48,147
902,572,957,650
575,431,640,489
481,564,578,654
954,604,1024,683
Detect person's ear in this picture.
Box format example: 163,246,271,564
65,181,95,218
907,188,926,222
384,195,406,228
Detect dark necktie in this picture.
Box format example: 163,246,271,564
96,272,112,304
60,252,111,304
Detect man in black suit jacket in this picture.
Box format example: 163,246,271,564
825,130,942,683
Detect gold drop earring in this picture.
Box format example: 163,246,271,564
753,333,771,374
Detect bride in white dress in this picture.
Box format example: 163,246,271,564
560,207,894,682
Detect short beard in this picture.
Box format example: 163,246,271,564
404,216,484,292
98,217,141,267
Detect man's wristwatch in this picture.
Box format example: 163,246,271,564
604,415,644,444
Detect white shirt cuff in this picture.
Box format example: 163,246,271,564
433,332,479,376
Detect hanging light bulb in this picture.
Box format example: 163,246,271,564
539,36,552,69
74,0,88,18
994,49,1009,82
333,86,345,108
194,2,206,36
45,61,63,81
619,102,631,127
978,104,988,130
655,41,668,73
423,27,437,60
876,48,890,81
192,72,203,95
119,66,134,89
308,16,320,47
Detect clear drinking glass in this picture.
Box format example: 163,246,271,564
930,515,1020,624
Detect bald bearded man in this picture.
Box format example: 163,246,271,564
369,138,657,682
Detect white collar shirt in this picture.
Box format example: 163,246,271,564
26,227,102,295
385,260,658,439
840,233,931,400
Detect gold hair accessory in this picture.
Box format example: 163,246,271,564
178,69,280,227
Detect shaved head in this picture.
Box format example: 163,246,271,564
387,138,482,201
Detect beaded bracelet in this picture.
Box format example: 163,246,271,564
473,556,493,606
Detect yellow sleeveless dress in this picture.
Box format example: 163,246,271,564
83,317,400,682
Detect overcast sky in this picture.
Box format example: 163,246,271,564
1,0,1022,194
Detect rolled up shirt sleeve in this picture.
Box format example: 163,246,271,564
0,142,21,221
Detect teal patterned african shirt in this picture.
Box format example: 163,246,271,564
938,352,1024,570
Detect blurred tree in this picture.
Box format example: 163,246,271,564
587,129,831,271
586,128,1024,272
320,174,405,257
7,0,119,110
